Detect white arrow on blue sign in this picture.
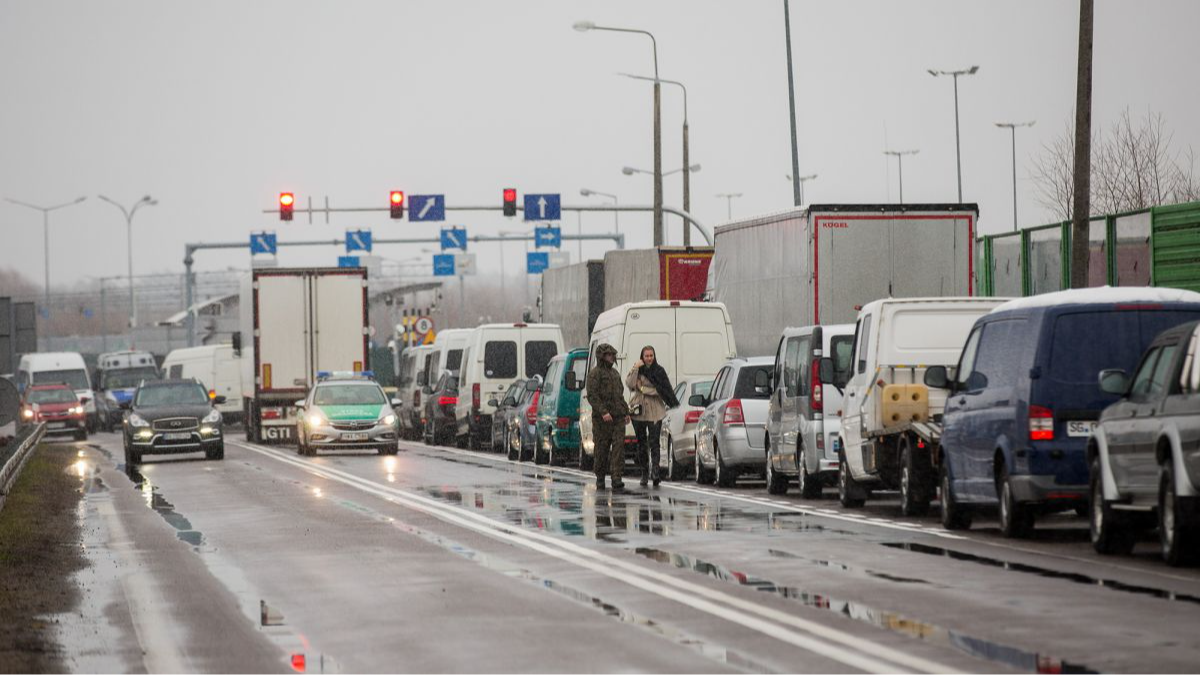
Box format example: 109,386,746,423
409,195,446,222
433,253,457,276
250,232,277,255
527,251,550,274
346,229,373,253
523,193,561,221
534,226,562,249
440,227,467,251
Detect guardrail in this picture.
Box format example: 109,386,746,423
0,424,46,513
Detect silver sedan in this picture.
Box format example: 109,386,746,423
694,357,775,488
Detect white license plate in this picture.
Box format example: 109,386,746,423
48,422,66,429
341,432,369,441
1066,421,1097,438
163,432,192,441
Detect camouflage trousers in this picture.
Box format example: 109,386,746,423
592,419,625,482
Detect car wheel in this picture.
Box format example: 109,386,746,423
533,430,547,465
838,452,865,508
206,443,225,461
899,437,931,517
296,433,307,456
715,444,737,488
1160,461,1199,566
695,444,714,485
798,445,821,499
666,436,684,482
1090,457,1135,555
939,460,972,530
997,463,1034,539
74,429,88,442
766,441,789,495
125,445,142,467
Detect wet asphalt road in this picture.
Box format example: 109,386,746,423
53,431,1200,674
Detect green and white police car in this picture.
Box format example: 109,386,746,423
295,372,400,456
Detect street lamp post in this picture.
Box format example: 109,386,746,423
622,165,700,245
995,121,1036,232
715,193,743,220
4,196,87,345
786,174,818,206
580,188,619,238
98,195,157,341
620,73,692,245
883,150,919,204
928,66,979,202
574,20,664,246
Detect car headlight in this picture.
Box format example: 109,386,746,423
307,413,327,428
129,413,149,428
381,414,396,426
22,408,34,419
70,406,83,415
202,409,222,424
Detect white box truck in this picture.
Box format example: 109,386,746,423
710,204,979,356
239,268,370,443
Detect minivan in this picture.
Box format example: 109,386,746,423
931,287,1200,537
534,348,589,466
765,324,856,497
161,344,243,422
396,344,434,439
455,323,564,450
576,301,737,471
17,352,97,432
95,349,160,431
426,329,471,386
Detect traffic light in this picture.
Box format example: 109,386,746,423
279,193,294,221
503,188,517,217
390,191,405,219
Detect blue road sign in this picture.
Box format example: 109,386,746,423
534,226,562,248
440,227,467,251
433,254,457,276
338,256,361,268
523,193,561,221
346,229,372,253
250,232,277,255
527,251,549,274
83,308,94,319
409,194,446,222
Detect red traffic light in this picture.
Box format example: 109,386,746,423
390,190,405,219
279,193,294,221
503,188,517,217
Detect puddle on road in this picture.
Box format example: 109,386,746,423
635,547,1096,674
124,465,206,548
766,548,931,585
883,541,1200,607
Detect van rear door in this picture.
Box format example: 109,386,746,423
673,305,733,387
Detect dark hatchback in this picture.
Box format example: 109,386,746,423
422,371,459,446
122,379,226,465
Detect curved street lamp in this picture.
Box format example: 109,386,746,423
98,195,157,338
4,195,87,335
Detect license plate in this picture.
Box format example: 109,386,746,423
341,432,368,441
48,422,66,429
1066,421,1097,438
163,432,191,441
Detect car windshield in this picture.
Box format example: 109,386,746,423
136,383,210,407
33,368,89,391
29,389,77,404
103,367,160,389
314,384,386,406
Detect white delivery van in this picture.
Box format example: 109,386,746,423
576,301,737,471
16,352,97,431
837,297,1008,510
427,329,472,383
455,323,564,450
397,344,434,439
161,344,244,421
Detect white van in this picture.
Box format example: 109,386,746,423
427,329,472,383
397,344,434,439
16,352,97,431
455,323,564,450
576,301,737,471
161,344,244,421
838,297,1008,507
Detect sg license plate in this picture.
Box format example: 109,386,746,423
1066,421,1097,438
341,432,369,441
163,432,191,441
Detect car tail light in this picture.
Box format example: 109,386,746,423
526,391,540,425
684,410,702,424
472,383,481,411
413,390,420,407
723,399,745,426
811,358,823,412
556,416,571,429
1029,405,1054,441
438,396,457,407
816,434,825,450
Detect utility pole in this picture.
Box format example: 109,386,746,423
784,0,801,207
1070,0,1095,288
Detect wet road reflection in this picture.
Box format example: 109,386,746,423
124,465,206,548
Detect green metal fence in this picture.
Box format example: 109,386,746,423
977,200,1200,297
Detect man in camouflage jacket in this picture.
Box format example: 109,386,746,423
586,343,630,489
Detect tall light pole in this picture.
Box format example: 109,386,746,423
883,150,919,204
623,164,699,178
786,173,818,206
995,121,1036,232
928,66,979,202
715,193,743,220
580,188,619,239
4,196,87,338
620,73,693,245
98,195,157,340
784,0,802,208
574,20,664,246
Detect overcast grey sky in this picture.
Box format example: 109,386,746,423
2,0,1198,286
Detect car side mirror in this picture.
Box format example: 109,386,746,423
753,369,771,394
213,395,227,405
79,396,90,405
565,371,582,391
295,400,306,408
688,394,706,407
487,398,499,408
1099,369,1130,396
525,379,540,392
390,398,403,408
924,366,951,389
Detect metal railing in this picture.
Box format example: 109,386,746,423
0,423,47,513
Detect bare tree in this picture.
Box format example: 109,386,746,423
1032,125,1077,221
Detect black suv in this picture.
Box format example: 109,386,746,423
122,379,226,465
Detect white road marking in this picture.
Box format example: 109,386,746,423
234,440,957,674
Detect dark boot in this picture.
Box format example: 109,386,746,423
596,476,605,489
612,479,625,490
